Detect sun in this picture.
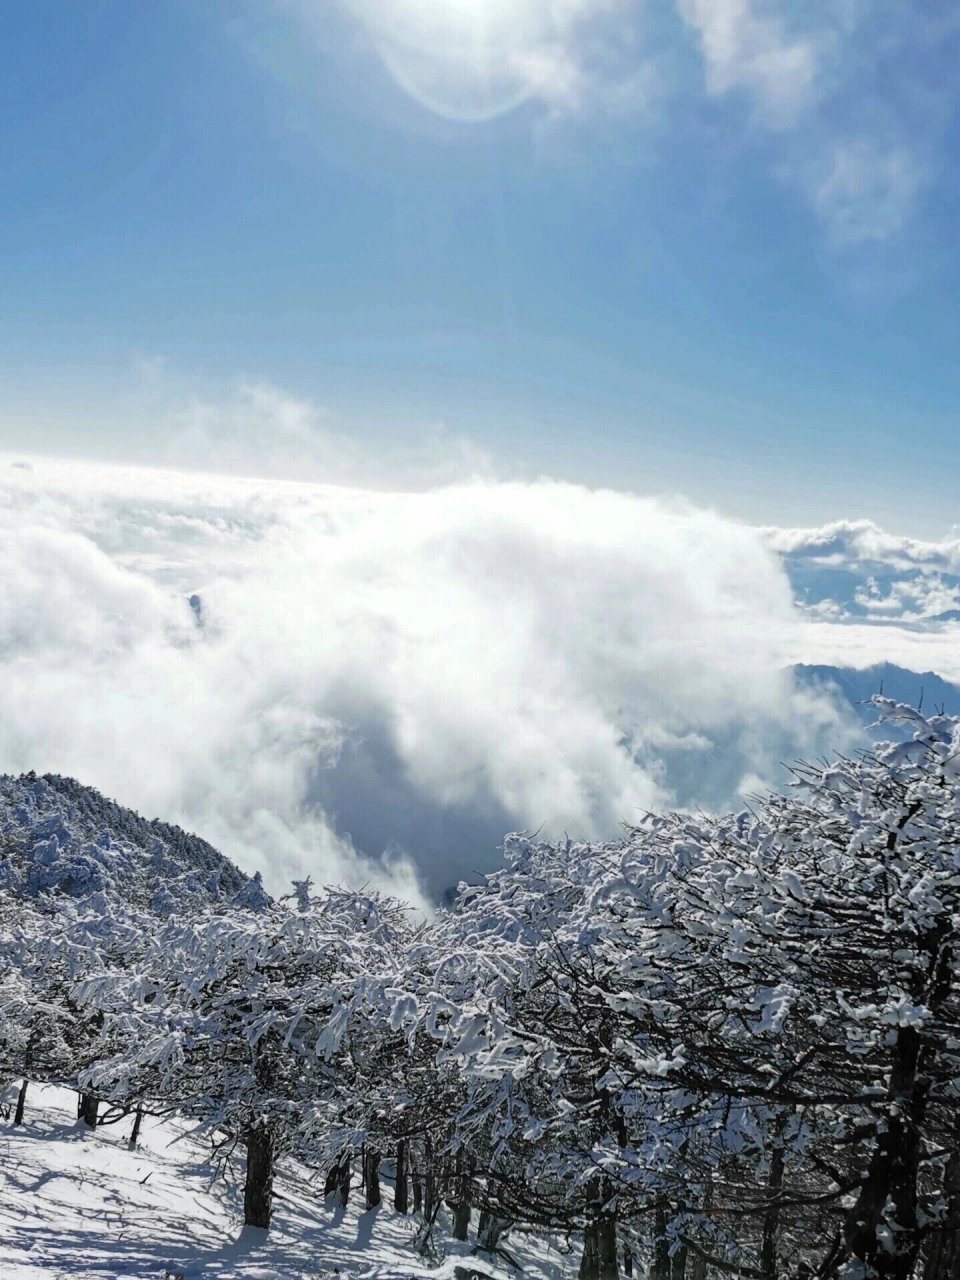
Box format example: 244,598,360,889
349,0,538,51
342,0,552,122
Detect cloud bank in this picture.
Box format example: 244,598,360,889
2,456,859,900
766,519,960,624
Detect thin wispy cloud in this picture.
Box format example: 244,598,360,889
324,0,955,248
677,0,823,126
672,1,947,247
803,138,929,248
142,371,496,491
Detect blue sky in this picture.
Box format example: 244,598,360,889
2,0,959,531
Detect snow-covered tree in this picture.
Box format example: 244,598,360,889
419,699,960,1279
82,885,411,1229
5,703,960,1278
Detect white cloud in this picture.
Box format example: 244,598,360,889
164,379,493,490
676,0,822,125
801,137,929,247
788,617,960,690
506,40,589,114
853,576,960,621
0,454,853,900
675,4,938,246
291,1,954,247
762,518,960,626
674,1,955,246
763,518,960,574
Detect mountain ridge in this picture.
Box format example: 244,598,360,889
0,771,256,911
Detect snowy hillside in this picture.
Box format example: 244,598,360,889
0,1084,569,1280
0,773,253,909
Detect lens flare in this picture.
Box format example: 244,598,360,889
343,0,553,121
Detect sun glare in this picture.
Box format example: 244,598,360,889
344,0,551,121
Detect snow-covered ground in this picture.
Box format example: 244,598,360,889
0,1086,573,1280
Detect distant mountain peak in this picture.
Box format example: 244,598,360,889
792,662,960,724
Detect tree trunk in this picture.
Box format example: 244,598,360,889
843,1026,924,1280
450,1150,471,1241
78,1092,99,1129
129,1104,144,1146
337,1154,352,1208
243,1124,274,1229
761,1140,785,1280
14,1078,28,1126
364,1148,381,1209
394,1138,409,1214
651,1206,672,1280
688,1248,707,1280
452,1186,471,1241
424,1137,437,1220
688,1179,712,1280
476,1210,510,1253
923,1147,960,1280
579,1214,619,1280
412,1167,423,1213
452,1197,471,1242
671,1245,687,1280
924,1225,960,1280
622,1240,633,1277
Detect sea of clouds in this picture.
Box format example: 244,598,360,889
3,454,959,903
